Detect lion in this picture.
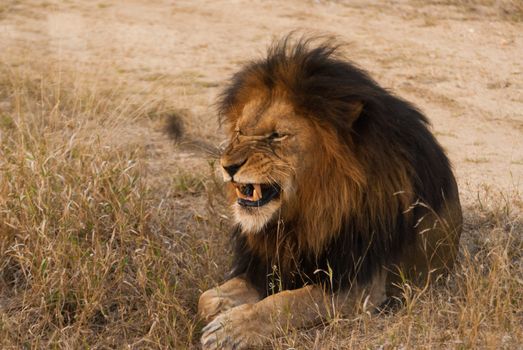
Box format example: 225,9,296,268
198,36,462,349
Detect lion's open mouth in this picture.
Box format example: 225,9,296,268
233,183,281,207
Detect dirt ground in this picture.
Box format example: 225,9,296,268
2,0,522,195
0,0,522,348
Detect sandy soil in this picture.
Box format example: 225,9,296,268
4,0,523,198
2,0,522,206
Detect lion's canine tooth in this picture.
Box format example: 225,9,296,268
253,184,262,201
235,188,242,199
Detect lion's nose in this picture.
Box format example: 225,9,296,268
223,159,246,177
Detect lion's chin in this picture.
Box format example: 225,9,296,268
233,200,281,234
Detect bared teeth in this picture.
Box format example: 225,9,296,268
252,184,262,201
233,183,263,202
235,188,242,199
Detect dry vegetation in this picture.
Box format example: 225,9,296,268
0,58,228,348
1,0,522,349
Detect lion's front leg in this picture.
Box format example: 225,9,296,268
198,275,261,323
200,272,388,350
200,285,332,350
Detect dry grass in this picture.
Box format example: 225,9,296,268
0,56,229,348
0,49,522,350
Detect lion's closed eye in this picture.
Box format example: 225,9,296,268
267,132,288,141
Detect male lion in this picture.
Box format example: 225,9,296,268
199,37,462,349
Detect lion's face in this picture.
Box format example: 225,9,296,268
220,98,317,233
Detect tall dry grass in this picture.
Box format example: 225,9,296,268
0,55,521,349
0,57,229,348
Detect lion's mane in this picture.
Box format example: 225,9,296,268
218,37,461,296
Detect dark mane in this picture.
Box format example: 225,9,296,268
219,36,458,296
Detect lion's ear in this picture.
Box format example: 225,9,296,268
348,101,364,124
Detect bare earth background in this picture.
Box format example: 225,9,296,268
0,0,522,349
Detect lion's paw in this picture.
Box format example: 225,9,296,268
200,304,268,350
198,288,237,323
